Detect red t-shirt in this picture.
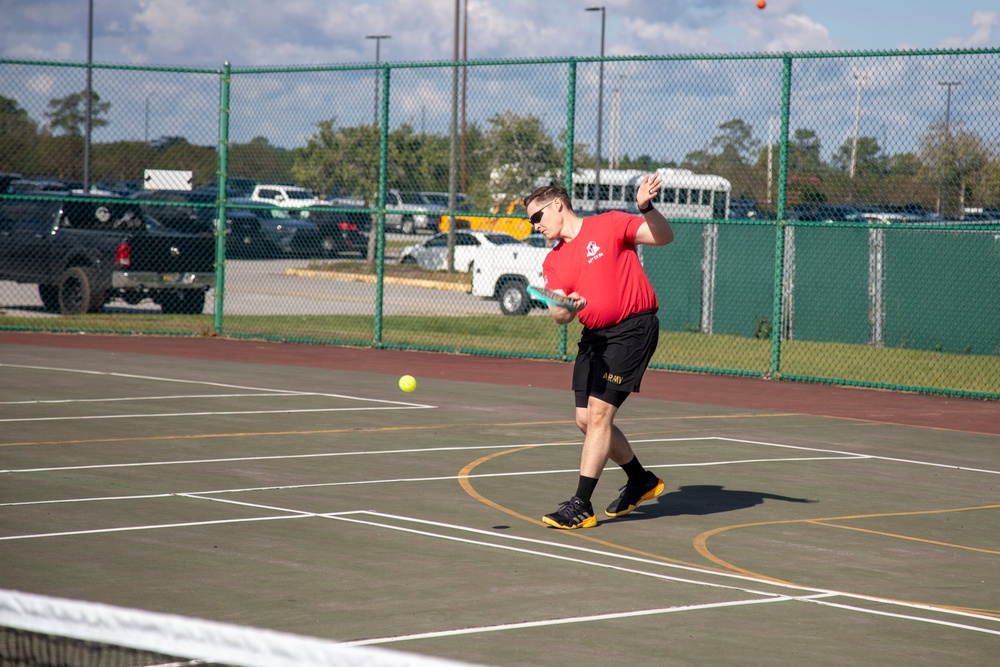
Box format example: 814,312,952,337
542,210,658,329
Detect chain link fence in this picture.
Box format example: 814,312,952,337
2,49,998,398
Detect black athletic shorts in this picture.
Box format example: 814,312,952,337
573,310,659,409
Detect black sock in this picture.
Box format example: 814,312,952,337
620,455,649,483
574,475,599,503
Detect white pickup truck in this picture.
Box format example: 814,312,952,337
470,240,552,315
249,184,323,208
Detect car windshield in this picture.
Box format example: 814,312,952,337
484,234,521,245
399,192,428,205
284,190,315,200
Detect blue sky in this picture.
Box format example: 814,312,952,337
0,1,997,163
1,0,996,66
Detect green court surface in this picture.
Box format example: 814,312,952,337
1,337,997,666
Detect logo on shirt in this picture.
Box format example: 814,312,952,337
586,241,604,264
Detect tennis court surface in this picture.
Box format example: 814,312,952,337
1,331,998,666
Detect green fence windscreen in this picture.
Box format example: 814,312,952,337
1,49,998,398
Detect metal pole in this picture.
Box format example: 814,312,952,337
560,59,577,360
366,35,390,126
213,61,231,335
849,75,864,179
770,56,794,379
766,115,775,205
937,80,960,215
586,6,605,213
446,0,460,271
460,0,468,193
374,66,391,347
84,0,93,190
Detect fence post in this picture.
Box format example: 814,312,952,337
213,60,231,334
769,55,793,378
559,58,578,360
373,65,391,348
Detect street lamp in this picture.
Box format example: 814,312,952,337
937,80,960,215
849,74,866,180
366,34,390,125
939,80,960,135
586,6,605,213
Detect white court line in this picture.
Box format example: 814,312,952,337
0,405,431,423
8,495,996,634
709,436,1000,476
0,435,858,475
0,455,863,506
343,595,820,646
0,393,313,405
0,363,436,413
805,599,1000,637
0,441,587,474
0,515,304,541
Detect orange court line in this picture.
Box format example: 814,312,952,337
693,505,1000,613
457,445,726,572
0,411,800,448
811,520,1000,556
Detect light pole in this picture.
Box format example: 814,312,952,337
460,0,468,192
84,0,93,191
937,80,960,215
849,74,865,180
446,0,460,271
144,93,151,144
586,6,605,212
366,35,390,126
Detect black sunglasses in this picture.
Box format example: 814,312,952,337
529,199,556,225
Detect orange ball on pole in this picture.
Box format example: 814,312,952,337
757,0,766,8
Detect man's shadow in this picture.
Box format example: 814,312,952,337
612,484,816,521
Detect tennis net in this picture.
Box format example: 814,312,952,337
0,589,478,667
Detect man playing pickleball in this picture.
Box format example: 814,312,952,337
524,176,674,529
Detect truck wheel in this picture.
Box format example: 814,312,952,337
498,280,530,316
401,217,415,234
158,290,206,315
58,267,102,315
39,284,60,312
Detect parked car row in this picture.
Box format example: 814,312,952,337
398,230,524,272
131,190,369,259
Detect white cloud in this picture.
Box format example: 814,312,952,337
742,13,835,53
938,11,998,49
622,18,727,55
25,74,57,95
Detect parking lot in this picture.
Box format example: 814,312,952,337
0,254,507,318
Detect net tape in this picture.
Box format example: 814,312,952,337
0,589,478,667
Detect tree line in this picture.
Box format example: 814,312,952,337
2,90,997,217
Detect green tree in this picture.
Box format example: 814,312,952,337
92,141,156,182
787,128,823,176
921,121,987,217
831,136,886,176
680,148,713,172
476,111,561,203
29,135,83,179
886,152,922,177
43,90,110,136
150,138,217,185
975,158,1000,209
0,95,38,173
709,118,759,165
229,136,295,184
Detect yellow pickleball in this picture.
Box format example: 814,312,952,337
398,375,417,393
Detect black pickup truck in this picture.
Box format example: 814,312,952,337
0,195,215,315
